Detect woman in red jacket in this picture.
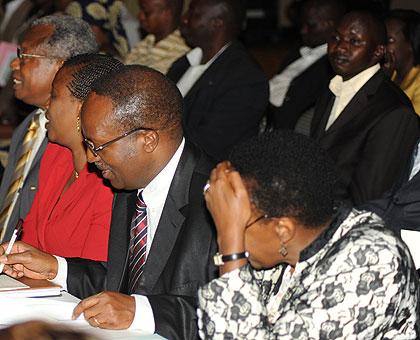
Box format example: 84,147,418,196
21,54,123,261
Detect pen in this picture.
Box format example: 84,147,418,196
0,219,23,274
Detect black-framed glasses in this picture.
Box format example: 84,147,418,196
17,47,59,60
83,126,155,157
245,214,269,229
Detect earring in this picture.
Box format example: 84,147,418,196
76,115,81,133
279,244,288,257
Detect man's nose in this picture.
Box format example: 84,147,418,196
10,56,20,71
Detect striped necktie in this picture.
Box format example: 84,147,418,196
128,190,148,294
0,113,40,241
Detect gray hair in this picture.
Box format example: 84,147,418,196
29,15,98,59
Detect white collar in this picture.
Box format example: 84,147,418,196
186,42,231,67
299,43,328,58
329,63,380,97
141,138,185,206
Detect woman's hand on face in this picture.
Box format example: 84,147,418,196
204,161,252,243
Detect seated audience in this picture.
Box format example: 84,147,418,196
384,9,420,114
0,15,98,243
20,54,122,260
65,0,129,59
125,0,190,74
269,0,345,130
0,65,217,339
310,11,420,205
199,130,419,339
167,0,268,161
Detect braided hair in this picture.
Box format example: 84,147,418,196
63,54,124,101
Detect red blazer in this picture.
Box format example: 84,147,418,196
22,143,113,261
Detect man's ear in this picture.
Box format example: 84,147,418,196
142,130,159,153
274,217,296,245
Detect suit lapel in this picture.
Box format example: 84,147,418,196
319,71,384,138
311,94,334,140
139,143,197,292
107,191,136,291
183,43,236,127
166,55,190,83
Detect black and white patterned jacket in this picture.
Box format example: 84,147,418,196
198,206,420,339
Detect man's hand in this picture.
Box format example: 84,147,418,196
0,241,58,280
72,291,136,329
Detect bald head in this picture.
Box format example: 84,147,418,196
90,65,183,140
182,0,245,48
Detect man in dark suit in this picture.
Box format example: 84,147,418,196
269,0,346,130
0,65,217,340
0,15,98,242
310,11,420,205
167,0,268,161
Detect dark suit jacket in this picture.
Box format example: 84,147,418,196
0,110,47,242
66,142,217,340
362,143,420,235
270,55,333,129
310,70,420,205
167,41,269,161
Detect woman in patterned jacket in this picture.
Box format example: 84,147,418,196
199,130,419,339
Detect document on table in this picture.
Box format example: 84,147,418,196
0,292,165,339
401,229,420,269
0,296,82,324
0,274,29,291
0,274,61,297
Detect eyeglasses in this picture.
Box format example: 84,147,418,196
83,126,155,157
245,214,269,229
17,47,58,60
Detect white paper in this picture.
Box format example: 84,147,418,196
0,274,29,291
401,229,420,269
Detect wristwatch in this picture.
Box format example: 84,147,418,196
213,251,249,266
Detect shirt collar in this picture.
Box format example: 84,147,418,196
186,42,231,67
37,108,47,133
299,43,328,59
141,138,185,206
329,63,380,97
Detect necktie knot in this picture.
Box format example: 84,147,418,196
28,114,40,132
136,190,146,209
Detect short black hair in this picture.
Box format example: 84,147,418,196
229,130,336,228
91,65,183,138
384,9,420,65
63,54,124,101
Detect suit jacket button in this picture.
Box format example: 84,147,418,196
393,196,400,203
30,186,37,191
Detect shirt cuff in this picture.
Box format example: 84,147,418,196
129,294,155,334
49,255,68,291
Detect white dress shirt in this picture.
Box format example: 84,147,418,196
325,64,380,130
176,44,230,97
269,43,327,107
1,109,47,233
53,138,186,334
